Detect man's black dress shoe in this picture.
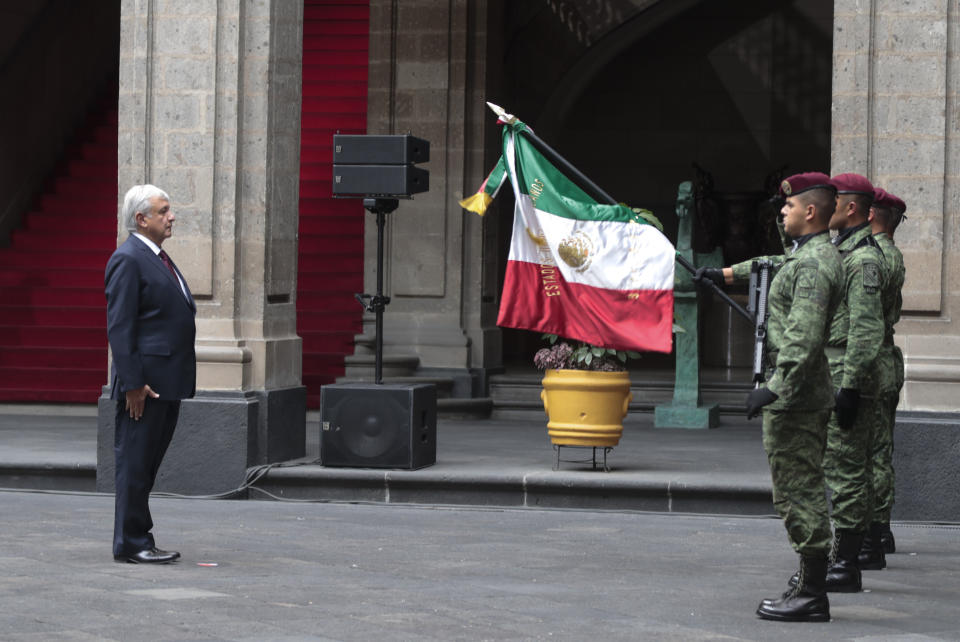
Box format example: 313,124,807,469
114,547,181,564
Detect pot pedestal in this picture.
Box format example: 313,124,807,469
552,444,613,472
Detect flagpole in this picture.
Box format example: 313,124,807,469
675,255,753,323
514,126,754,324
516,128,618,208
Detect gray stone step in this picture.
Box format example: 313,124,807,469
489,372,753,419
335,375,456,398
342,353,420,379
332,375,491,417
0,463,96,492
438,397,493,418
349,333,377,356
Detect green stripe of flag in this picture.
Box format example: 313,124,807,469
508,123,658,227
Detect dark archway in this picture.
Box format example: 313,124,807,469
495,0,833,370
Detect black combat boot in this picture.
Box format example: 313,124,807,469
858,522,887,570
879,522,896,554
826,529,863,592
763,557,804,606
757,554,830,622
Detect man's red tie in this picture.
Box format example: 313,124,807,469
158,250,178,280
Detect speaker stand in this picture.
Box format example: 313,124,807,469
356,197,399,385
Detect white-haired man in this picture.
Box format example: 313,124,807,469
105,184,196,563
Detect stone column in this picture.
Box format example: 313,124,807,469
98,0,305,495
359,0,499,394
832,0,960,411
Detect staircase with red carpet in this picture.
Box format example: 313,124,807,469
297,0,370,407
0,100,118,403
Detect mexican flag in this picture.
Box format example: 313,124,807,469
460,116,675,353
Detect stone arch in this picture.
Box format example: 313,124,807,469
535,0,705,138
496,0,834,369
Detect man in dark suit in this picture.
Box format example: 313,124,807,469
105,184,196,564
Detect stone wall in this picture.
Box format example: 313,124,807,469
893,412,960,520
117,0,303,393
101,0,307,493
832,0,959,411
364,0,495,374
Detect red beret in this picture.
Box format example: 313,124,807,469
886,191,906,214
779,172,835,198
831,172,874,197
872,187,907,214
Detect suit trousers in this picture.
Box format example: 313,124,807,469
113,398,180,556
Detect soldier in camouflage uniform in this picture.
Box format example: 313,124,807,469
696,172,843,622
822,173,889,592
860,188,907,560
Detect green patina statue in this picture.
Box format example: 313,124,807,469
654,181,722,429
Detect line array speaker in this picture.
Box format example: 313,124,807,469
332,134,430,197
332,164,428,197
333,134,429,165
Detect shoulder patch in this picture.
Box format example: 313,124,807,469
796,266,820,299
863,261,881,290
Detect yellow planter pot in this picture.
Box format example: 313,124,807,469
540,369,633,447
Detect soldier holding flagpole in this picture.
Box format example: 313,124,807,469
696,173,844,622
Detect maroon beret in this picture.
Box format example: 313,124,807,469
886,191,906,214
779,172,835,198
831,172,874,196
872,187,907,214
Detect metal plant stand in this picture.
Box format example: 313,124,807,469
552,444,613,472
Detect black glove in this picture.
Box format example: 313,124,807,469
834,388,860,430
694,267,725,288
746,388,779,419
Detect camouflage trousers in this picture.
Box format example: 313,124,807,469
762,407,833,556
824,396,881,531
871,391,899,524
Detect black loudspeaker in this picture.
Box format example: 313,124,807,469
331,164,429,197
320,383,437,470
332,134,430,197
333,134,430,165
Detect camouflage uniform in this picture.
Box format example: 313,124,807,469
732,232,844,556
824,222,887,532
871,232,905,523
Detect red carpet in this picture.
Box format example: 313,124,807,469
298,0,369,407
1,2,369,406
0,99,118,403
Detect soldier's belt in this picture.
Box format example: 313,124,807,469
824,346,845,359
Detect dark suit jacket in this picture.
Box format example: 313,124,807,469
105,234,197,401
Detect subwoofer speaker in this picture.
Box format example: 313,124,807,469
320,383,437,469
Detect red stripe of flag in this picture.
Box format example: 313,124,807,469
497,260,674,353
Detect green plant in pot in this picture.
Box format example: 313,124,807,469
533,334,640,372
534,334,639,447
